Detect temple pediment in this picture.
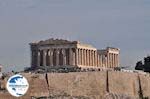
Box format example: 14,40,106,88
31,38,78,45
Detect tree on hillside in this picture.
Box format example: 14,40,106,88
135,61,143,70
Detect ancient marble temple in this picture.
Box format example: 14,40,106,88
30,38,120,69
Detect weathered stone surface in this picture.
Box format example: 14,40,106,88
31,38,78,45
48,72,106,98
108,71,139,98
22,73,49,97
0,71,150,98
139,74,150,98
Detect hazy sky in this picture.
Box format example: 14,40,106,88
0,0,149,72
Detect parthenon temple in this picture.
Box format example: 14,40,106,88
30,38,120,69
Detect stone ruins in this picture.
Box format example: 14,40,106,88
30,38,120,69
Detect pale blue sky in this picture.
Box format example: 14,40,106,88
0,0,149,72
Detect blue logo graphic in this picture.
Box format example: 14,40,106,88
6,74,29,97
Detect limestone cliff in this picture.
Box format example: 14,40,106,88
0,71,150,99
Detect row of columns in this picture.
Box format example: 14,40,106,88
98,53,119,68
31,48,119,68
77,49,97,66
33,48,76,67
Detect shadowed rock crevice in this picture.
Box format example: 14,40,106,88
106,70,109,93
137,74,143,99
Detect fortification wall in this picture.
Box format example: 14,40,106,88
47,72,107,99
108,71,139,97
0,71,150,99
139,74,150,98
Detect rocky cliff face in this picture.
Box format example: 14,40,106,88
0,71,150,99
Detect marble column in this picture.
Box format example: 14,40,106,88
84,50,86,66
78,49,80,65
87,50,89,66
85,50,87,66
80,49,82,65
69,48,72,65
37,50,40,67
105,55,107,68
112,53,114,68
80,49,81,65
103,55,105,67
105,55,107,67
46,50,49,66
62,49,66,66
116,54,118,67
65,49,69,65
114,54,116,67
89,50,91,66
56,49,59,66
75,49,78,66
99,54,101,66
111,53,113,68
83,49,85,66
72,49,75,66
109,53,112,68
80,49,82,66
93,51,96,66
91,50,93,66
93,51,95,66
116,54,119,67
115,54,117,67
48,50,51,66
101,55,104,67
113,54,115,68
102,55,104,67
84,49,85,66
59,49,62,66
86,50,88,66
80,49,83,65
97,54,99,66
43,50,46,66
107,53,110,68
95,51,97,66
79,49,81,65
84,49,86,66
49,50,53,66
101,55,103,67
99,55,102,67
81,49,83,66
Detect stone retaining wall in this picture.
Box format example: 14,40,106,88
0,71,150,99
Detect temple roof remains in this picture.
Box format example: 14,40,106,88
30,38,79,45
30,38,97,49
